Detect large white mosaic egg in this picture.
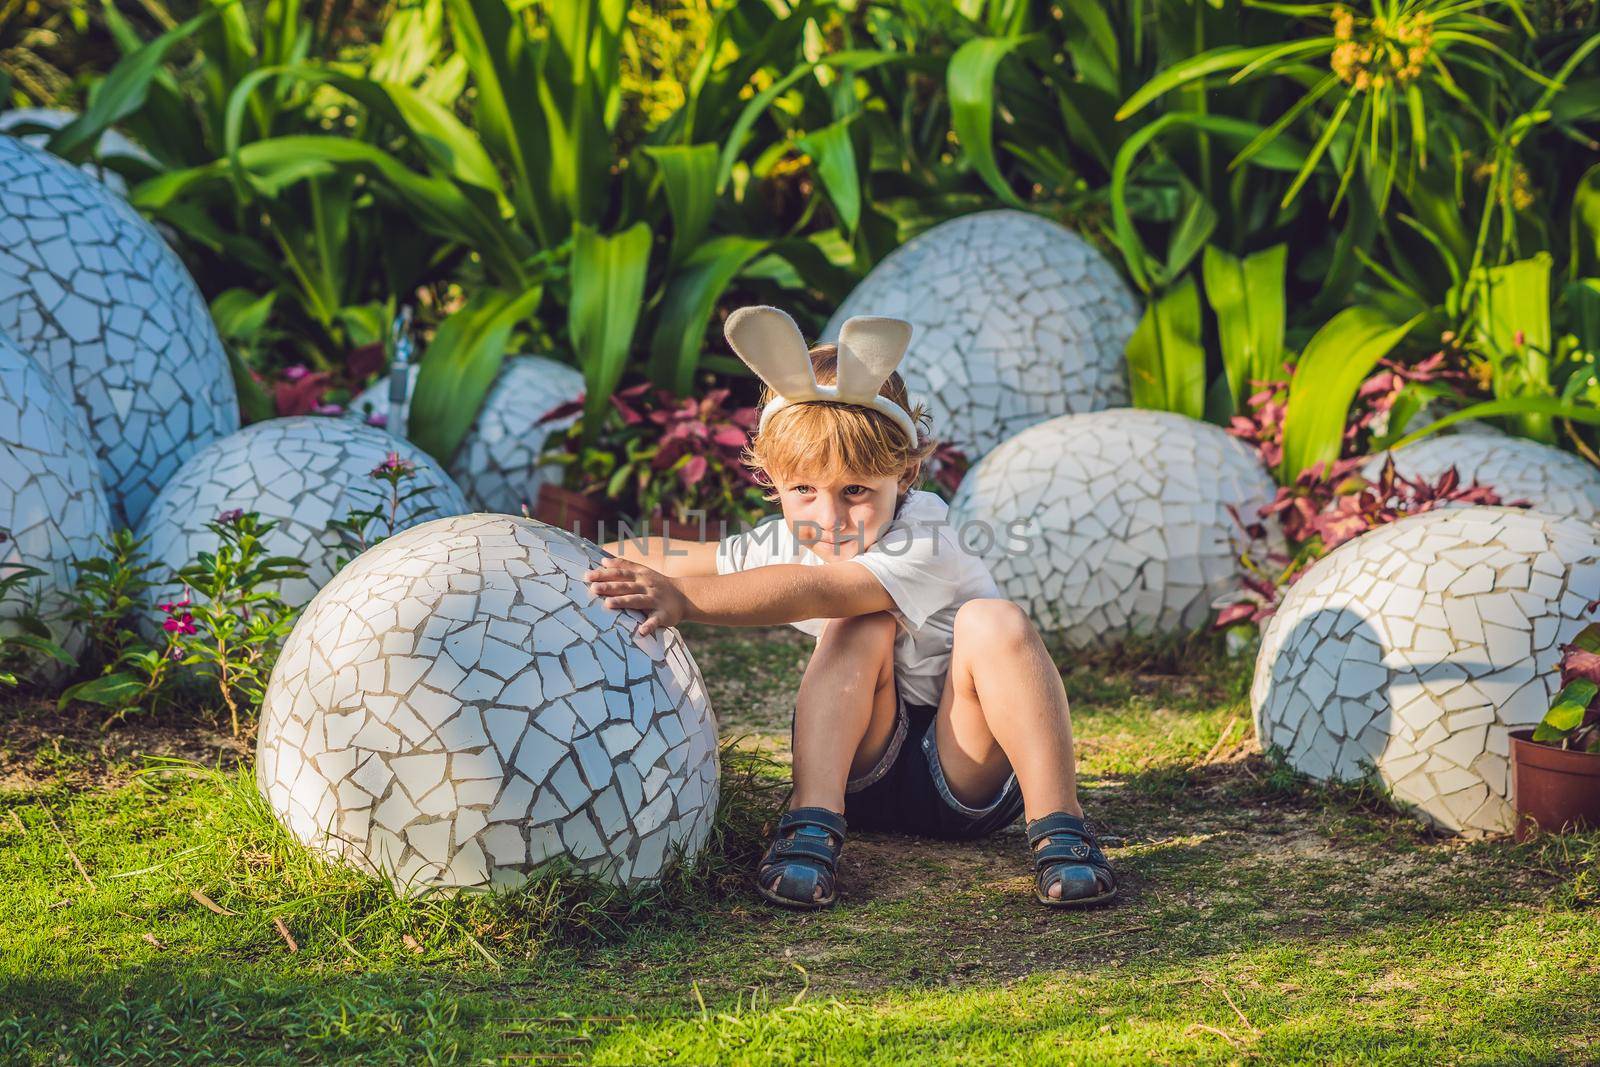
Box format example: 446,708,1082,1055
948,409,1277,649
1251,506,1600,836
0,110,157,195
0,333,113,662
0,135,238,525
822,209,1138,458
1364,433,1600,524
135,417,469,626
255,513,720,893
347,355,584,514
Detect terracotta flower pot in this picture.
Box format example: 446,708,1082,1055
532,483,615,544
1509,728,1600,841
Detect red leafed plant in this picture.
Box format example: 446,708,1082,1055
537,382,768,529
922,440,970,497
1215,354,1512,631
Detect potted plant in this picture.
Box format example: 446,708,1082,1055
1509,622,1600,840
535,382,767,544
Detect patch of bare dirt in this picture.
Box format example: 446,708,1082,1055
0,697,248,793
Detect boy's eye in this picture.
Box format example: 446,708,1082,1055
844,485,867,496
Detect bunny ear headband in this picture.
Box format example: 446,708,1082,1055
722,305,917,446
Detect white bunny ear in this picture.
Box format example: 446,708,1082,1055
723,306,816,398
834,316,912,403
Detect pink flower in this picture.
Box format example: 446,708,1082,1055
163,612,197,635
217,508,245,524
157,590,193,616
366,412,388,428
371,451,415,478
314,402,344,416
283,364,311,381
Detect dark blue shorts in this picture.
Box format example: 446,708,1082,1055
840,681,1025,840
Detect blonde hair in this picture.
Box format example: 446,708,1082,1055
740,342,939,505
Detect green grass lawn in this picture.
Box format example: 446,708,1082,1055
2,623,1597,1065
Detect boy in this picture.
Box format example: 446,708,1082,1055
582,306,1116,910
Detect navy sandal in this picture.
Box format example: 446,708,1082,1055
1026,811,1118,908
755,806,846,910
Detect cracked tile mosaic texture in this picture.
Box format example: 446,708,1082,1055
135,416,470,628
1364,433,1600,525
947,409,1278,650
255,513,720,893
0,331,112,661
822,209,1138,458
1251,506,1600,835
0,136,238,526
348,355,584,515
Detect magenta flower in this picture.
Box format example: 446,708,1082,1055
371,450,415,478
314,402,344,416
163,612,197,635
157,591,193,616
283,364,311,382
366,412,388,428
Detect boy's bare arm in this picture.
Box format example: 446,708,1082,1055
677,561,894,627
597,536,720,579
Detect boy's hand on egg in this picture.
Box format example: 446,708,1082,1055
583,555,687,637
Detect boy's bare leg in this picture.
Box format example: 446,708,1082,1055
790,610,899,811
930,599,1085,897
768,610,898,900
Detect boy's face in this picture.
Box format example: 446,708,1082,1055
774,468,914,562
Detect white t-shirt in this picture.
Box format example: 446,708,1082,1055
713,488,1002,706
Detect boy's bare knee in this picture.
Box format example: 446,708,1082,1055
817,609,898,651
954,598,1032,651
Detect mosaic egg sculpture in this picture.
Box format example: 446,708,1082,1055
135,417,469,627
822,209,1139,458
0,135,238,525
1251,506,1600,835
0,333,113,661
256,513,719,893
0,109,157,195
948,409,1277,649
347,355,584,514
1363,433,1600,525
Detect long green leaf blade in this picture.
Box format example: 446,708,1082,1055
1280,306,1421,480
570,222,653,444
1202,243,1286,410
410,286,545,465
1125,275,1206,419
948,35,1032,209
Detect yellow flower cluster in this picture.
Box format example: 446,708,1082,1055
1330,4,1434,91
1473,158,1536,211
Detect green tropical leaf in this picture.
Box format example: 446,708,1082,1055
410,286,545,465
641,143,719,266
1572,164,1600,278
58,672,146,711
1279,306,1421,481
649,235,768,395
948,35,1034,209
1125,276,1206,420
1115,41,1327,121
1202,244,1286,410
796,116,862,235
570,222,653,443
46,9,215,162
1387,397,1600,450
